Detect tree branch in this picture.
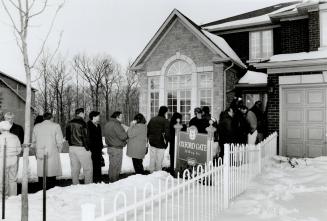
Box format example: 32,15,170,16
1,0,22,34
31,2,64,68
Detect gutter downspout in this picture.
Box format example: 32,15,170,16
223,62,234,110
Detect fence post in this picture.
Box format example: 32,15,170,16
223,144,230,209
257,143,262,174
206,120,216,161
2,138,7,219
81,203,96,221
174,119,183,170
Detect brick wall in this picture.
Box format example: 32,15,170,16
138,72,148,118
308,11,320,51
145,19,215,72
278,19,309,53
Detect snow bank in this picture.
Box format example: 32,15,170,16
17,146,171,183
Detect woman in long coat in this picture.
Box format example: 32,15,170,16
32,113,64,189
127,113,147,174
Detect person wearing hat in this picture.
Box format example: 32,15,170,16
189,107,208,134
0,120,22,196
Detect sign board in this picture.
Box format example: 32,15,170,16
175,126,210,174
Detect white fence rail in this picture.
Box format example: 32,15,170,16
82,132,278,221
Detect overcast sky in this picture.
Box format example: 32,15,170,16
0,0,293,82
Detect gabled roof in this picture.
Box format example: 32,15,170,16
201,2,300,28
0,71,37,91
131,9,246,70
0,78,36,110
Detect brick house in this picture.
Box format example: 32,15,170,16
201,0,327,157
131,9,246,124
0,71,36,127
132,1,327,157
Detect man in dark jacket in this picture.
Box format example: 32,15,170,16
147,106,170,173
250,101,266,142
218,107,236,159
87,111,104,183
189,107,208,134
104,111,128,183
66,108,93,184
5,112,24,144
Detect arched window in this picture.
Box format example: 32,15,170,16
166,60,192,124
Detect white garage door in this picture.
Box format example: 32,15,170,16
282,86,327,158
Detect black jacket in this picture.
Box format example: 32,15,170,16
87,121,103,155
10,123,24,144
218,111,237,146
189,117,209,134
147,116,170,149
66,117,89,150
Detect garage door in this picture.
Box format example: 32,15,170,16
282,86,327,158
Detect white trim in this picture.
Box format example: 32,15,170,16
254,58,327,70
196,66,213,72
146,71,161,76
279,74,326,85
207,21,272,33
320,3,327,49
267,64,327,74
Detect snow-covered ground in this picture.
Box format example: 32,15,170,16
4,156,327,221
217,156,327,221
17,146,171,182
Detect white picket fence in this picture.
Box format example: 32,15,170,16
81,132,278,221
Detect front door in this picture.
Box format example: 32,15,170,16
282,86,327,157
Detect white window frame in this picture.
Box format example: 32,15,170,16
198,72,213,112
148,76,160,119
249,29,273,60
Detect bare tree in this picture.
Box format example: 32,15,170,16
1,1,64,219
73,54,108,111
123,63,139,123
101,57,117,121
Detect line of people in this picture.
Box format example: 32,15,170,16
0,98,266,194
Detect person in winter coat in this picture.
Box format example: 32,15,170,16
147,106,170,173
250,101,266,142
0,121,21,196
104,111,128,182
32,113,64,190
4,112,24,145
169,112,187,176
189,107,208,134
127,113,147,175
239,106,258,144
66,108,93,185
218,107,236,159
87,111,104,183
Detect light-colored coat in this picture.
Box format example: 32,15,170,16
32,120,64,177
127,124,147,159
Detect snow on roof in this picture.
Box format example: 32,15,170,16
269,50,327,62
205,3,299,30
238,70,267,84
202,30,246,68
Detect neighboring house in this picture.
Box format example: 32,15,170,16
0,71,36,128
131,9,247,125
201,0,327,157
